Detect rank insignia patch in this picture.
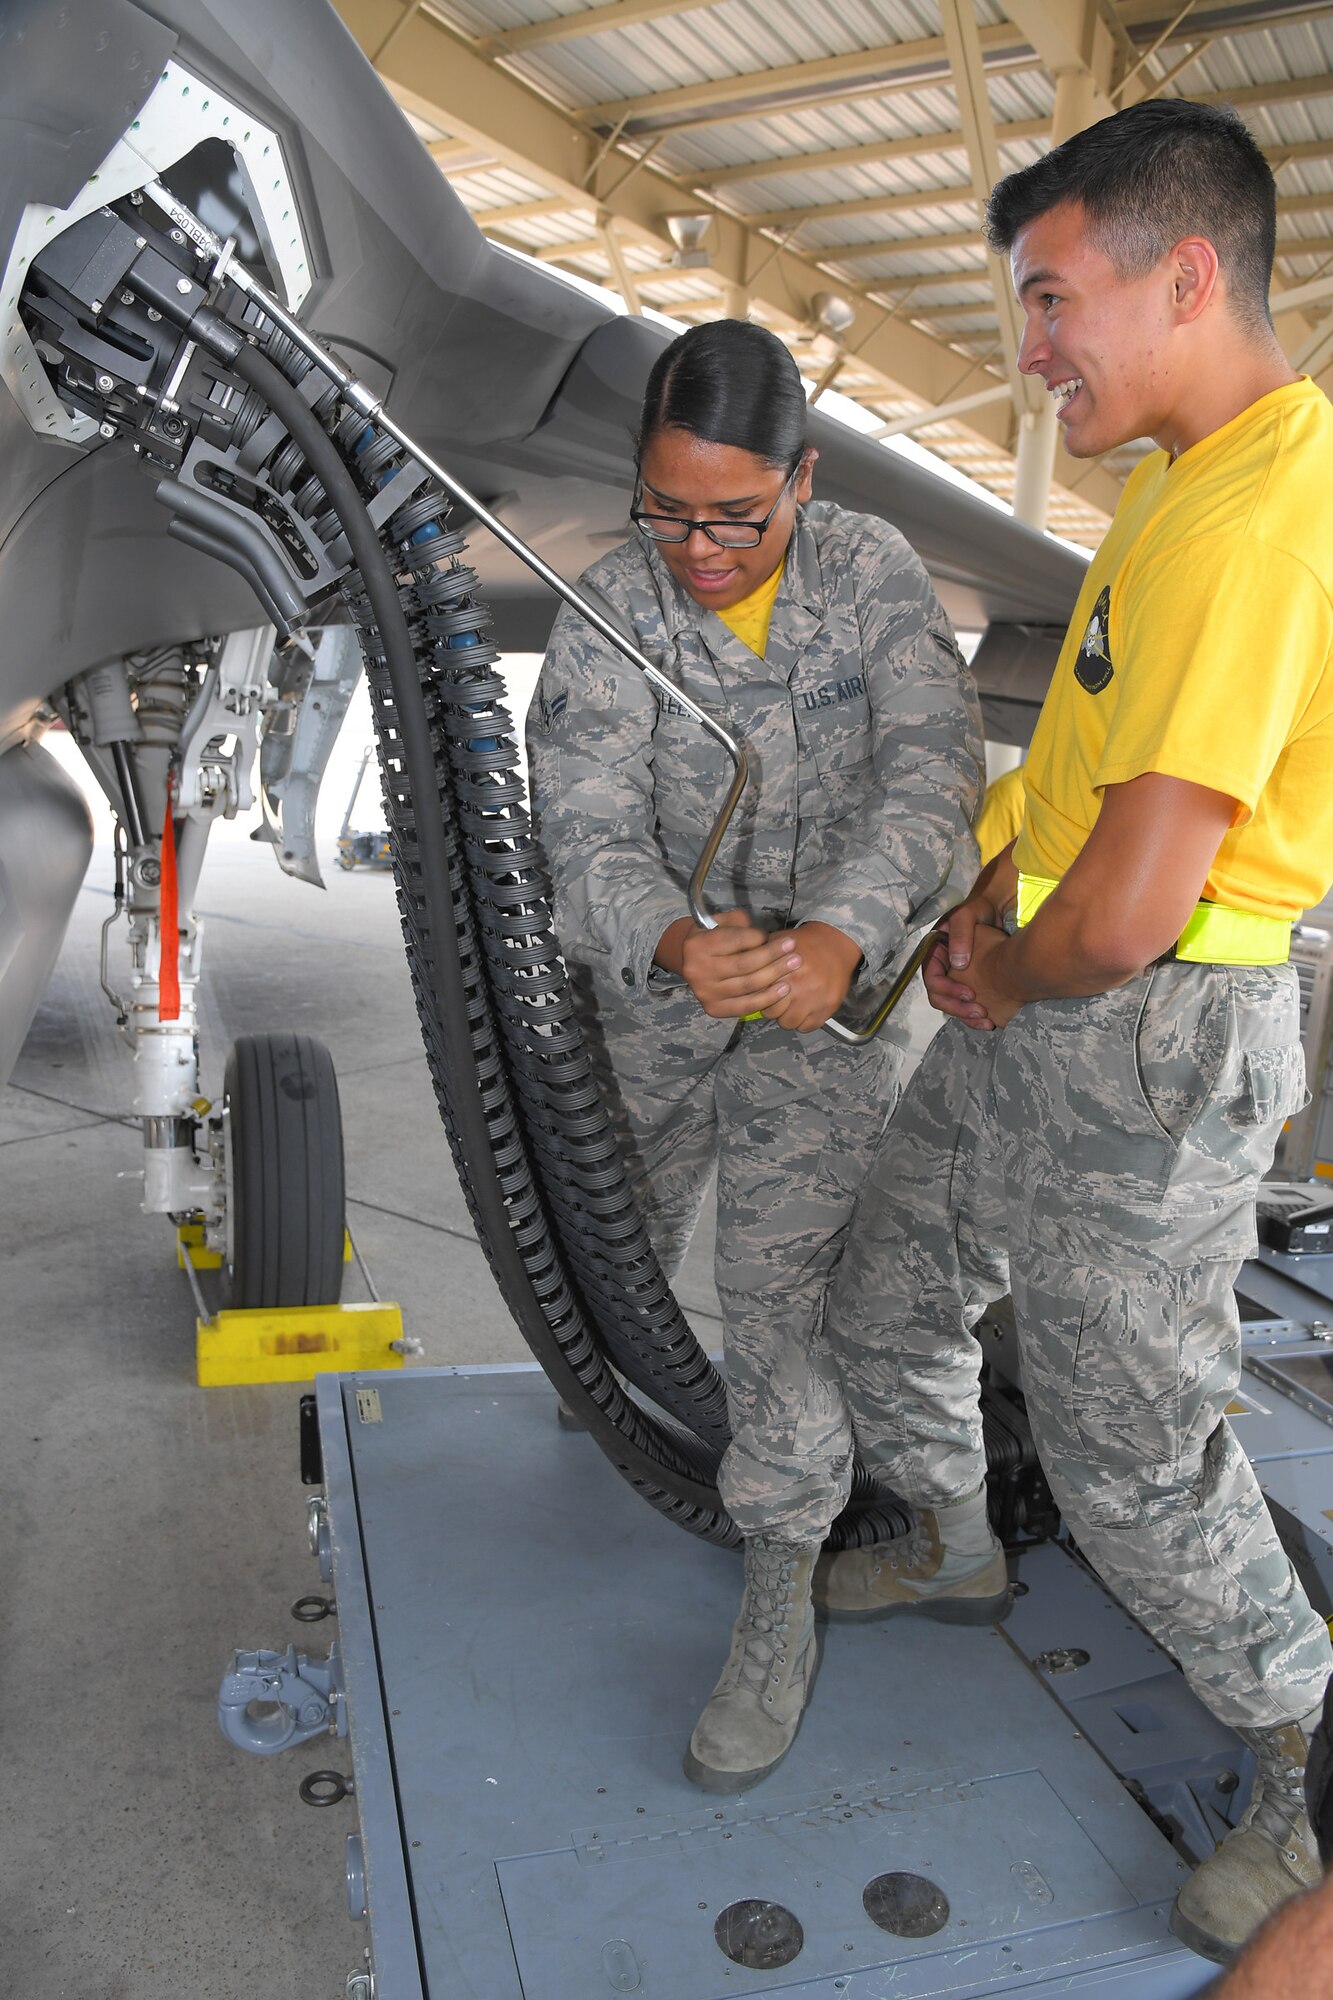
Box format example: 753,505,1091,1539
536,687,567,731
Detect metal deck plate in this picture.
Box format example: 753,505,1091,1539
329,1369,1213,1999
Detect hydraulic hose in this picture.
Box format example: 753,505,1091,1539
224,333,912,1552
228,339,735,1517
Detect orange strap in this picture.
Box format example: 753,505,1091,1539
159,775,181,1022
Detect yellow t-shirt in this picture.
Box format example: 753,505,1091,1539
715,558,785,658
975,766,1026,866
1015,378,1333,921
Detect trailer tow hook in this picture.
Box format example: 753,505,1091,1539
217,1641,346,1754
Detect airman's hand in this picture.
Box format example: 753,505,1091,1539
657,909,801,1018
956,922,1021,1028
763,921,863,1033
921,891,1002,1030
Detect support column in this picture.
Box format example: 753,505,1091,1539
1008,64,1098,530
1051,67,1097,147
1012,400,1058,529
938,0,1033,403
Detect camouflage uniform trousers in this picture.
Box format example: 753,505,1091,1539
826,960,1333,1731
601,1008,903,1542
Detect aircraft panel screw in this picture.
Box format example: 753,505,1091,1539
170,228,186,244
176,278,193,295
120,288,134,304
90,299,104,314
99,422,116,439
96,373,114,392
147,307,161,322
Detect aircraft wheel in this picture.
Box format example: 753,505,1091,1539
222,1031,345,1308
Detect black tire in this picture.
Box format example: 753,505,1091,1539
223,1031,345,1308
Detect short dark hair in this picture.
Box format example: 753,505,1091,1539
984,101,1277,332
637,319,807,472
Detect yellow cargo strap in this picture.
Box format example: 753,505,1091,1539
1016,873,1292,966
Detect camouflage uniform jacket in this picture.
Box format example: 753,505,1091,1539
528,500,983,1044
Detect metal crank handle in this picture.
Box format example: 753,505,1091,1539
687,905,938,1048
821,928,941,1045
691,894,946,1048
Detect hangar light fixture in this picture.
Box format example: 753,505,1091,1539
666,213,713,268
812,290,856,338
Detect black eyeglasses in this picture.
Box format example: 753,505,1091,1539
631,462,801,548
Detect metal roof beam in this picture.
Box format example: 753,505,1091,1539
487,0,722,54
821,228,985,259
746,184,979,229
744,184,1328,236
1275,235,1333,260
1269,136,1333,167
869,383,1013,437
593,62,1047,142
633,280,726,304
863,267,991,294
635,65,1047,139
525,235,607,260
1118,0,1333,38
427,138,497,170
905,301,1002,320
1292,312,1333,372
571,24,1033,130
1273,273,1333,312
482,237,1000,300
479,194,591,224
1197,71,1333,109
1276,192,1333,219
335,0,1126,521
692,121,1049,188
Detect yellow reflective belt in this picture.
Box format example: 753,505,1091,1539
1016,873,1061,929
1015,872,1291,966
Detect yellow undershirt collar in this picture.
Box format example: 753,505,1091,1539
714,558,785,659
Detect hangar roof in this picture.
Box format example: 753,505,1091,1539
335,0,1333,548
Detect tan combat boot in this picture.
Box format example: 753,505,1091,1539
1170,1717,1323,1964
683,1537,820,1793
813,1485,1010,1624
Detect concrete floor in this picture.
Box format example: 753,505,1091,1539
0,735,728,1998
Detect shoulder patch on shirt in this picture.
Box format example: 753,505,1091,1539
1074,585,1113,694
536,687,568,732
